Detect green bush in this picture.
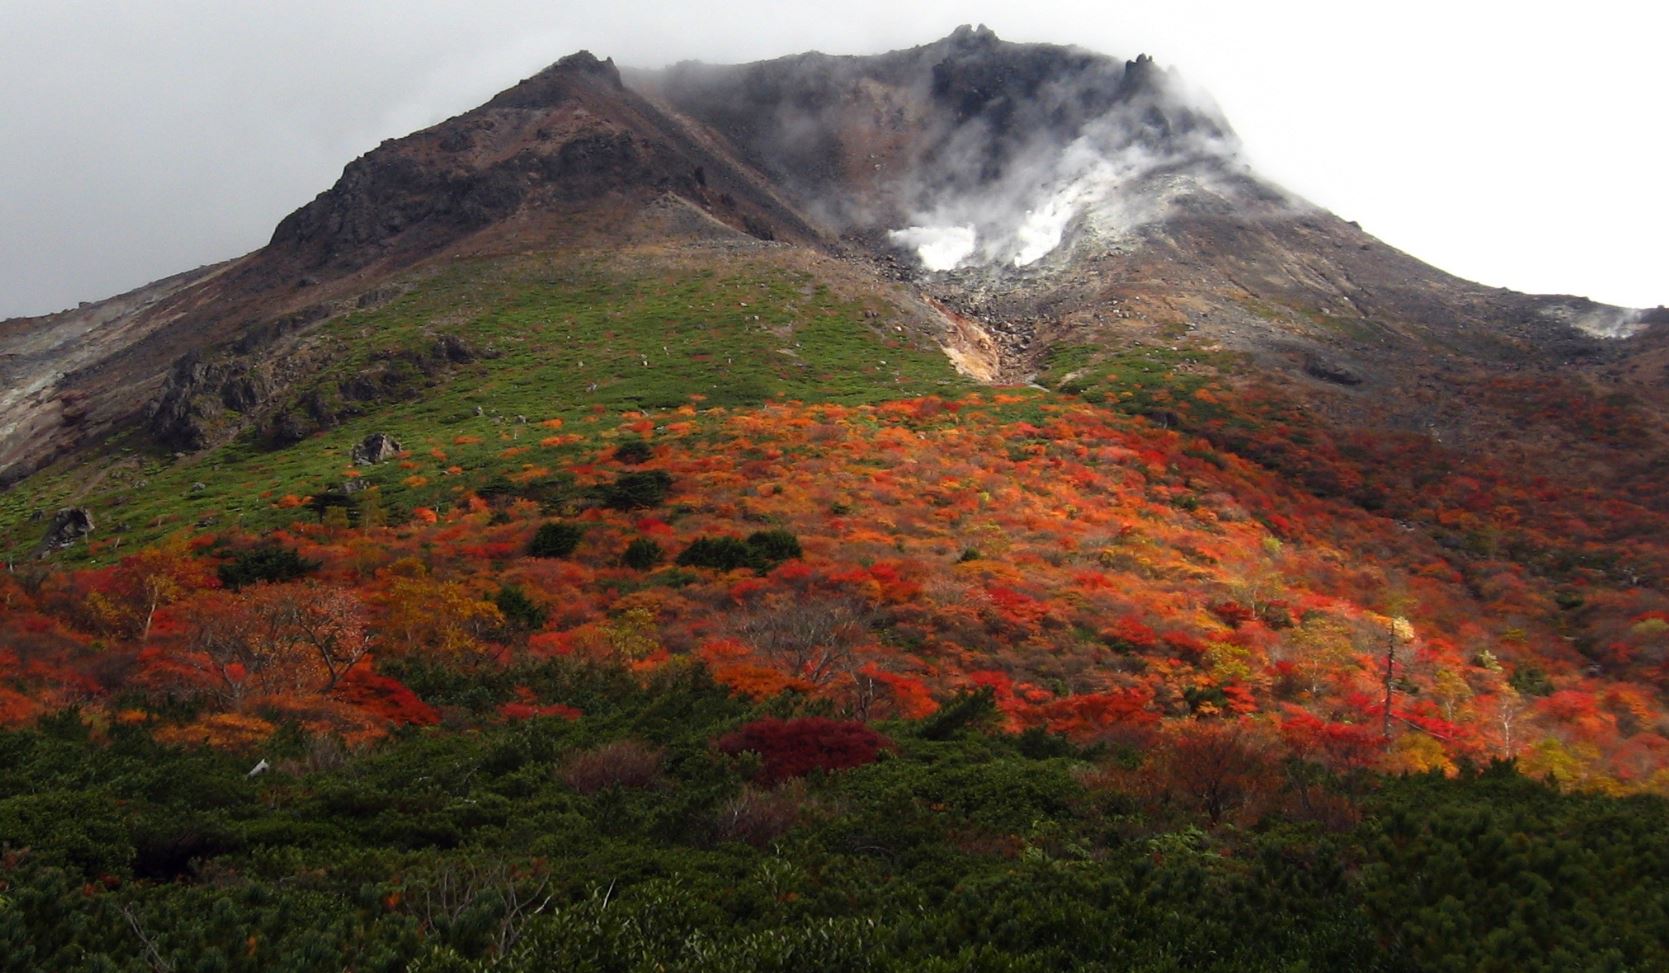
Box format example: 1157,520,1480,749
677,536,759,572
622,538,664,570
597,470,673,510
743,529,802,564
217,544,320,590
494,585,547,631
676,531,802,573
527,522,583,558
1509,662,1555,697
614,439,654,465
916,686,998,740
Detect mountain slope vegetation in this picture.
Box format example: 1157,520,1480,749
1,26,1667,971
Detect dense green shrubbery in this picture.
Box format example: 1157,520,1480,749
596,470,673,510
217,543,320,590
613,439,654,465
527,522,583,558
676,536,760,572
494,584,547,632
1,666,1666,972
677,530,802,573
621,537,664,570
742,529,801,564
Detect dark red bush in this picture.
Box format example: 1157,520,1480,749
332,667,440,726
1208,601,1258,628
716,717,890,784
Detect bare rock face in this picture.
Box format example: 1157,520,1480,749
262,47,811,276
651,25,1231,245
351,432,402,465
148,353,278,451
1304,355,1366,387
36,507,93,555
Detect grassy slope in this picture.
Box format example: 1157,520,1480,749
1,250,969,562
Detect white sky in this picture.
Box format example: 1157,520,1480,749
1,0,1663,317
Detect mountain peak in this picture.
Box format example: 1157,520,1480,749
555,49,620,78
945,23,1001,48
483,49,624,111
0,30,1656,489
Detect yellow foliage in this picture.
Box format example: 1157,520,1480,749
1520,736,1608,791
1380,733,1456,776
606,606,661,662
154,712,275,750
1205,641,1258,685
383,577,503,657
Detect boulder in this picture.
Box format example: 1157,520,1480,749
37,507,93,555
1303,355,1365,387
434,334,478,364
351,432,402,466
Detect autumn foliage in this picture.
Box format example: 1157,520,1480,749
0,385,1665,795
717,717,891,784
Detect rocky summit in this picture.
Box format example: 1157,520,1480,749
2,27,1661,487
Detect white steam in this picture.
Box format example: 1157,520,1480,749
888,65,1243,273
1011,186,1083,266
891,130,1239,271
1571,306,1647,339
888,224,977,271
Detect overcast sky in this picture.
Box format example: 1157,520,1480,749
1,0,1663,318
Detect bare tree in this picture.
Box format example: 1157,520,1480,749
402,859,554,957
1381,616,1415,739
736,594,871,686
272,583,373,691
189,582,371,702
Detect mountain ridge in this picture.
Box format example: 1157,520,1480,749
0,26,1660,491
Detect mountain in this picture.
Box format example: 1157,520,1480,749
6,22,1668,733
4,26,1669,969
3,27,1661,487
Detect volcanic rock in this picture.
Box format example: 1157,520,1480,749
36,507,93,555
351,432,402,466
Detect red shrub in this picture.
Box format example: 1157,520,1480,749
1100,615,1159,653
333,667,441,726
716,717,890,784
499,686,582,722
1208,601,1258,628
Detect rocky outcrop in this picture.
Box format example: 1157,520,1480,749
146,310,338,453
265,47,815,275
36,507,93,555
651,25,1232,236
269,151,528,270
351,432,402,465
148,353,281,451
260,334,498,447
1303,355,1366,387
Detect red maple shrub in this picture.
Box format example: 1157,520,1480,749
716,717,890,784
332,667,441,726
499,685,582,722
